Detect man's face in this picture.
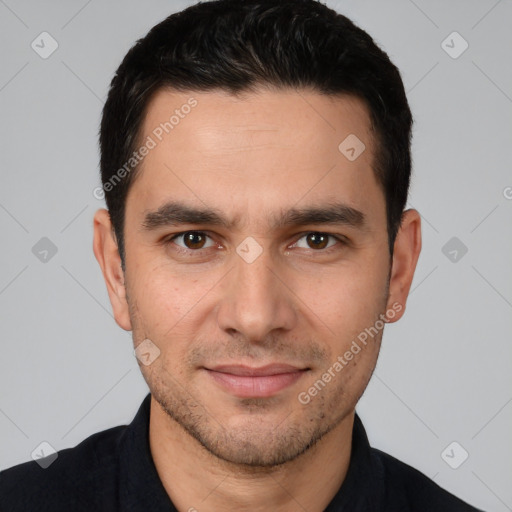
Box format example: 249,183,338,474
115,88,396,466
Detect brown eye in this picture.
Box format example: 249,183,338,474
290,232,340,252
183,232,206,249
306,232,329,249
170,231,214,250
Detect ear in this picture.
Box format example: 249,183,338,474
93,208,132,331
385,209,422,323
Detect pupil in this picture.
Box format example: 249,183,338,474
308,233,327,249
186,232,204,249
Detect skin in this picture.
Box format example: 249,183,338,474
93,87,421,512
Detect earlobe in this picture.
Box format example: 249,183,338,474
92,208,132,331
386,209,422,323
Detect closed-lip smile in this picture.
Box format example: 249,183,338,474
204,364,308,398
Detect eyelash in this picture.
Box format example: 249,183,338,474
165,231,346,255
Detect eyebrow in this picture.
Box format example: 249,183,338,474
141,200,366,231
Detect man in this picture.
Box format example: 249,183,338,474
0,0,483,510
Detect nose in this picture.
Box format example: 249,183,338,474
216,245,298,344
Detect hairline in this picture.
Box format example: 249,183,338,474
114,83,392,264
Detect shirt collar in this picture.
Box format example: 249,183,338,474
324,413,385,511
118,393,176,510
118,393,382,511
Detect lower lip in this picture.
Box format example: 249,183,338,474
205,369,306,398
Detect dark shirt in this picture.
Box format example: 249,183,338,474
0,393,483,511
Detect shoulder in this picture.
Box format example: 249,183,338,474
0,424,126,512
372,448,483,511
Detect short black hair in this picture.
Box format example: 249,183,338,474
99,0,413,267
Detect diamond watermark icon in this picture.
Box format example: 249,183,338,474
441,31,468,59
134,338,161,366
338,134,366,162
441,236,468,263
32,237,58,263
31,441,58,469
31,32,59,60
236,236,263,264
441,441,469,469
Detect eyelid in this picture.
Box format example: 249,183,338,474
289,232,346,251
167,230,217,250
164,230,347,253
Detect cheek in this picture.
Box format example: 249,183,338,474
293,261,388,332
127,260,217,337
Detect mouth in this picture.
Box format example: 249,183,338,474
203,364,309,398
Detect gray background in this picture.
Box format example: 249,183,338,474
0,1,511,510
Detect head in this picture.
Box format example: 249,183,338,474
94,0,421,468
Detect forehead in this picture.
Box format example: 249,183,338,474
127,87,384,231
141,86,374,157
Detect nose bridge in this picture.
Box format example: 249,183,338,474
235,248,276,303
216,242,296,340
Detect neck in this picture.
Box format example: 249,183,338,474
149,397,354,512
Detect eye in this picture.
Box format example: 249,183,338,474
168,231,216,251
291,232,341,251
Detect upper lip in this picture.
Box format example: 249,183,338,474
206,364,307,377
